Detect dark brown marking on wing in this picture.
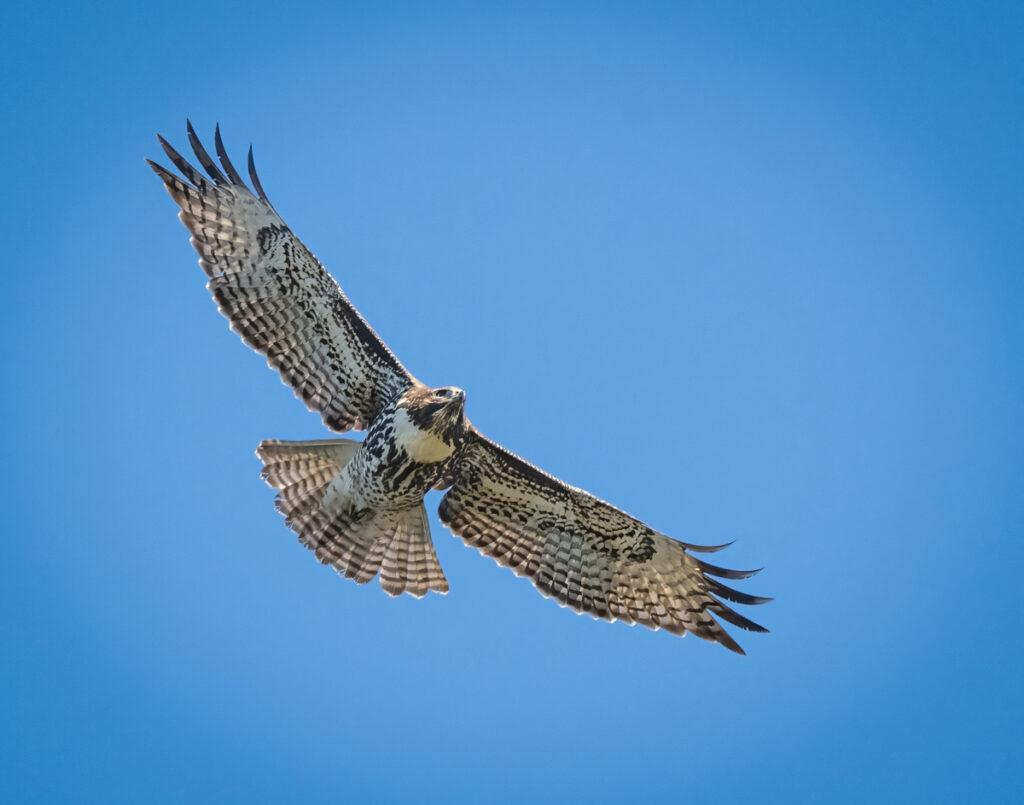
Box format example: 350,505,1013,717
439,427,769,653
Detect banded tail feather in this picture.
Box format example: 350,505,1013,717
257,439,449,597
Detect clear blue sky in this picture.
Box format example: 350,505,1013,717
2,1,1021,802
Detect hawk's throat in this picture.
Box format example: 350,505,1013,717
393,407,456,464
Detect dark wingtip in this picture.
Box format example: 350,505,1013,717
709,596,770,633
705,576,773,606
686,540,735,554
247,144,273,206
186,120,228,185
696,558,763,580
717,630,746,655
147,156,194,206
156,134,204,187
146,157,175,186
214,123,248,187
185,119,202,147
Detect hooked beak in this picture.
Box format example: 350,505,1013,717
423,389,465,422
444,389,465,416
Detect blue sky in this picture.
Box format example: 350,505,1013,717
2,1,1022,802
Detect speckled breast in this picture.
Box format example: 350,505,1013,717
345,401,455,512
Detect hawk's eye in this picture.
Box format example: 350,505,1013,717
437,389,452,398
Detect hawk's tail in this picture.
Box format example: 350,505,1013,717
256,439,449,597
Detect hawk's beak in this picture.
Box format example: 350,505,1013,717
445,390,465,415
442,389,465,423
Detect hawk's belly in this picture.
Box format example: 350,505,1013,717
324,408,454,516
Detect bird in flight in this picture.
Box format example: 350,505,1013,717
149,123,770,653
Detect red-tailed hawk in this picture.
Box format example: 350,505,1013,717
149,123,770,653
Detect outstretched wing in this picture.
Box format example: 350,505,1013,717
149,122,415,432
439,430,770,653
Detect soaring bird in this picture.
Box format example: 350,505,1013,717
149,123,770,653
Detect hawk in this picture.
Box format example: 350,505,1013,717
149,123,770,653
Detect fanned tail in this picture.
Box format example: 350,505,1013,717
256,439,449,597
378,506,450,597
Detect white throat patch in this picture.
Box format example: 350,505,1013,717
393,407,455,464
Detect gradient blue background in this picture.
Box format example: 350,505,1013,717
2,2,1021,802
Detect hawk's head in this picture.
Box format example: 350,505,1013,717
415,386,466,433
395,385,467,462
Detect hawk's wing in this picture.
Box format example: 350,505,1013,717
439,430,769,653
149,123,415,432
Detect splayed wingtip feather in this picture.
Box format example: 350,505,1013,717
186,120,229,186
214,123,248,187
248,144,273,206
